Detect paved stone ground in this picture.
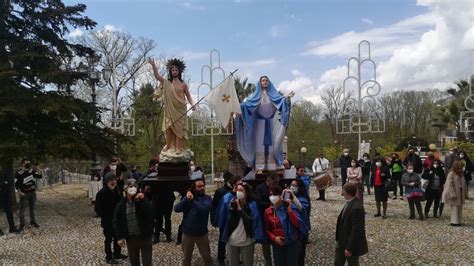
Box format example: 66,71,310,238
0,182,473,265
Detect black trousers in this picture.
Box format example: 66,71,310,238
341,170,348,188
0,188,16,230
298,235,308,266
217,229,226,263
425,189,441,216
408,199,423,218
102,222,121,260
127,236,152,266
334,246,359,266
392,172,403,196
155,200,173,238
318,189,326,200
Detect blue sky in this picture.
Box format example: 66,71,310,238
66,0,473,104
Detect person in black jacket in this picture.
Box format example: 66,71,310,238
255,172,280,266
95,172,126,264
339,149,352,188
358,153,372,195
335,182,368,266
0,172,20,234
102,156,128,188
459,151,473,194
370,157,391,219
225,183,257,266
153,183,175,244
211,171,234,265
114,179,154,266
14,159,42,230
422,160,446,218
402,147,423,174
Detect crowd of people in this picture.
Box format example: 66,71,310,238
333,146,471,225
0,146,471,265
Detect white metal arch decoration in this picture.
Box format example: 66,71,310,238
336,40,385,158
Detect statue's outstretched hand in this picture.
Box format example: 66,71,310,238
148,57,155,66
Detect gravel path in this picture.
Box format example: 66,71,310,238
0,183,473,265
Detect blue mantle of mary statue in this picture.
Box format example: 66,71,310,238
235,77,291,172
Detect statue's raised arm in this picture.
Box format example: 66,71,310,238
148,58,165,83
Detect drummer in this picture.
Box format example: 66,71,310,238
312,153,330,201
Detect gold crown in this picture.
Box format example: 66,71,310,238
166,58,186,72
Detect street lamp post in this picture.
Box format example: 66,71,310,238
78,55,112,176
300,141,307,167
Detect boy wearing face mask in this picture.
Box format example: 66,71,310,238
95,172,126,264
113,179,153,266
422,160,446,218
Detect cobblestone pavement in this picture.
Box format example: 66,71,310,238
0,182,473,265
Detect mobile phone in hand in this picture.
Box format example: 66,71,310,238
283,191,291,201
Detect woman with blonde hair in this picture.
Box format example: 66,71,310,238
442,160,468,226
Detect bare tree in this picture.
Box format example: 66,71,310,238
321,85,353,141
78,29,156,125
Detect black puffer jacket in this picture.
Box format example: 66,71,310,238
95,187,123,224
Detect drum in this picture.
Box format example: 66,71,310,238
313,172,332,191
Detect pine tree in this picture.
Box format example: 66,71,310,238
0,1,120,182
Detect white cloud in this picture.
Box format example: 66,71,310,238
103,24,120,32
361,18,374,25
314,0,473,92
68,29,83,38
303,13,438,58
278,70,321,104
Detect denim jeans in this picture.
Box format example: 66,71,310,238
19,191,36,226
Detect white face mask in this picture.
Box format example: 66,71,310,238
236,191,245,200
269,195,280,205
343,153,349,156
449,151,454,155
290,186,299,194
127,187,137,196
93,177,99,181
110,165,117,171
407,169,414,174
190,166,196,171
459,154,464,158
375,162,382,167
433,164,438,168
363,157,368,160
351,163,356,167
